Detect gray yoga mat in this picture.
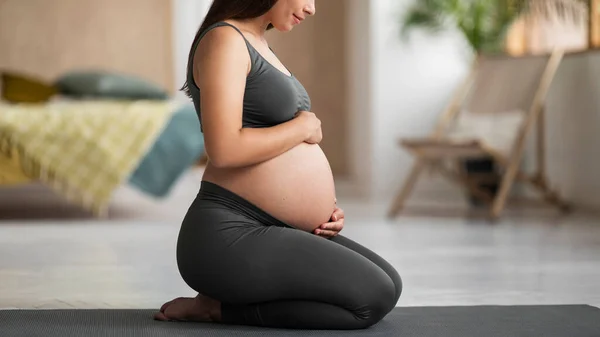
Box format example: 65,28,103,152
2,305,600,337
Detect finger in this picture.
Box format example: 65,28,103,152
330,208,339,221
315,229,338,237
320,220,344,232
320,221,336,230
331,208,344,221
334,208,345,220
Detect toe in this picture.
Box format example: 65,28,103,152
160,298,177,312
154,312,170,321
160,303,169,313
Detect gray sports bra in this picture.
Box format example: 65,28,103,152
186,21,312,132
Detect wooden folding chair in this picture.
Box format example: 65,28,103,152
388,49,570,220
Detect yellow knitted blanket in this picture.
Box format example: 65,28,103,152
0,100,177,215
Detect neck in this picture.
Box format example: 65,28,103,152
237,16,271,39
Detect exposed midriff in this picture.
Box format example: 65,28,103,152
202,142,336,232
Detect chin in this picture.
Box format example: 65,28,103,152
272,23,295,32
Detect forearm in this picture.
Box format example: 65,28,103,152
208,118,307,168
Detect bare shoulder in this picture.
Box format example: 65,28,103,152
192,23,250,134
193,24,250,79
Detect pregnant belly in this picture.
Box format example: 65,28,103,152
203,143,336,232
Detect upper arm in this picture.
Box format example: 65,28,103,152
193,27,250,158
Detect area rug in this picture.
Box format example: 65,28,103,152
1,305,599,337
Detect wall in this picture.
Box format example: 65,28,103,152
368,0,471,200
593,0,600,47
543,51,600,208
364,0,600,209
172,0,212,101
267,0,350,176
0,0,174,93
344,0,375,196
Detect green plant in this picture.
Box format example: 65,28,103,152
400,0,589,54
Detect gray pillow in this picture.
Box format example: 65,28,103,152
56,71,169,100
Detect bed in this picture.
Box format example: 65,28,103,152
0,0,208,216
0,97,205,216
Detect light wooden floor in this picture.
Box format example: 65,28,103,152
1,169,599,310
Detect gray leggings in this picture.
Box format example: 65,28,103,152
176,181,402,330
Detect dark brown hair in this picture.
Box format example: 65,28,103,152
181,0,278,98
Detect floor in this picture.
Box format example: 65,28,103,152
1,169,600,310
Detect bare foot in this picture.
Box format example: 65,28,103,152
154,294,221,322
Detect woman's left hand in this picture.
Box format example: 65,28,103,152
313,204,344,238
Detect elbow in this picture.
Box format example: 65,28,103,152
205,135,249,169
206,149,239,169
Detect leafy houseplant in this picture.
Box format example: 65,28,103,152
400,0,590,54
399,0,589,206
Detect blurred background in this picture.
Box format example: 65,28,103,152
1,0,599,311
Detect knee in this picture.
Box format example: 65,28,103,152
390,267,403,304
352,273,400,329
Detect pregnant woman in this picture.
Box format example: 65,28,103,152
155,0,402,330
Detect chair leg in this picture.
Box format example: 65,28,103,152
527,173,571,212
490,163,520,220
388,160,425,218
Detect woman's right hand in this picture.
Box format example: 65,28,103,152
295,111,322,144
